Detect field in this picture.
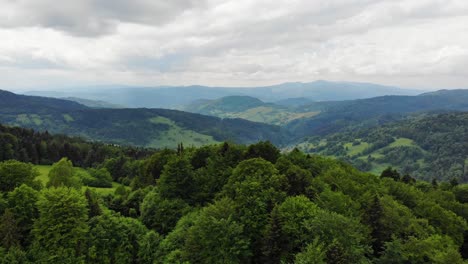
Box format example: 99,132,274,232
211,106,320,126
148,117,218,148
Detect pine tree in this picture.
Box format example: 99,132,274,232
0,209,21,249
365,196,385,256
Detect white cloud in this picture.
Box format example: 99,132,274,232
1,0,468,89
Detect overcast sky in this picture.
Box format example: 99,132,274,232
1,0,468,90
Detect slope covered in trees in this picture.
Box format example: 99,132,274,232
295,113,468,182
0,128,467,263
0,90,285,147
287,89,468,138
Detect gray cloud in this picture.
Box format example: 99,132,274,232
1,0,468,89
0,0,205,36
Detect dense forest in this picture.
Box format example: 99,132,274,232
298,113,468,182
1,125,468,263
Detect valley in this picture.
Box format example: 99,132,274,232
2,87,468,183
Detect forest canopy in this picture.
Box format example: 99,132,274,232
0,126,467,263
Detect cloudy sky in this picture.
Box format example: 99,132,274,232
1,0,468,90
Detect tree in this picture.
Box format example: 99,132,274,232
84,189,102,218
138,231,162,264
183,198,250,263
0,133,17,161
33,187,88,258
142,149,176,185
7,184,39,246
47,158,82,189
245,141,280,163
84,168,113,188
140,190,189,235
380,235,464,263
294,239,326,264
222,158,287,247
0,160,39,192
275,157,312,196
87,212,147,264
158,156,195,203
364,196,385,256
0,209,21,249
380,167,400,181
275,196,369,263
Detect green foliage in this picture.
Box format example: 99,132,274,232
0,160,39,192
140,190,189,235
183,95,319,125
183,198,251,263
0,137,467,263
222,158,287,243
300,113,468,182
0,209,21,250
0,91,285,148
158,156,195,203
87,212,147,264
294,239,327,264
142,149,176,185
7,184,39,246
275,196,369,263
82,168,113,188
138,230,162,264
33,187,88,257
381,166,401,181
46,158,82,189
245,141,280,163
379,235,464,264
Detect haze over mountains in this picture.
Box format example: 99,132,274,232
24,80,422,109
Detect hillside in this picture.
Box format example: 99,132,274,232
24,80,420,109
287,89,468,138
183,95,319,125
0,90,285,148
62,97,123,108
0,89,87,114
293,113,468,182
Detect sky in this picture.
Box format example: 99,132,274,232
1,0,468,90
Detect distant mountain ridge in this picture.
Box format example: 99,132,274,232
24,80,422,109
62,97,123,108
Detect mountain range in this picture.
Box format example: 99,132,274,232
23,80,421,109
3,84,468,181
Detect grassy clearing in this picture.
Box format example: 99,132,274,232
149,116,218,148
389,138,415,148
217,106,319,126
34,165,123,195
63,114,74,122
369,162,393,175
344,140,370,156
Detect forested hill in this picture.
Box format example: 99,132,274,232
0,90,87,113
287,89,468,138
0,130,467,263
295,112,468,182
0,90,285,148
0,123,154,167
